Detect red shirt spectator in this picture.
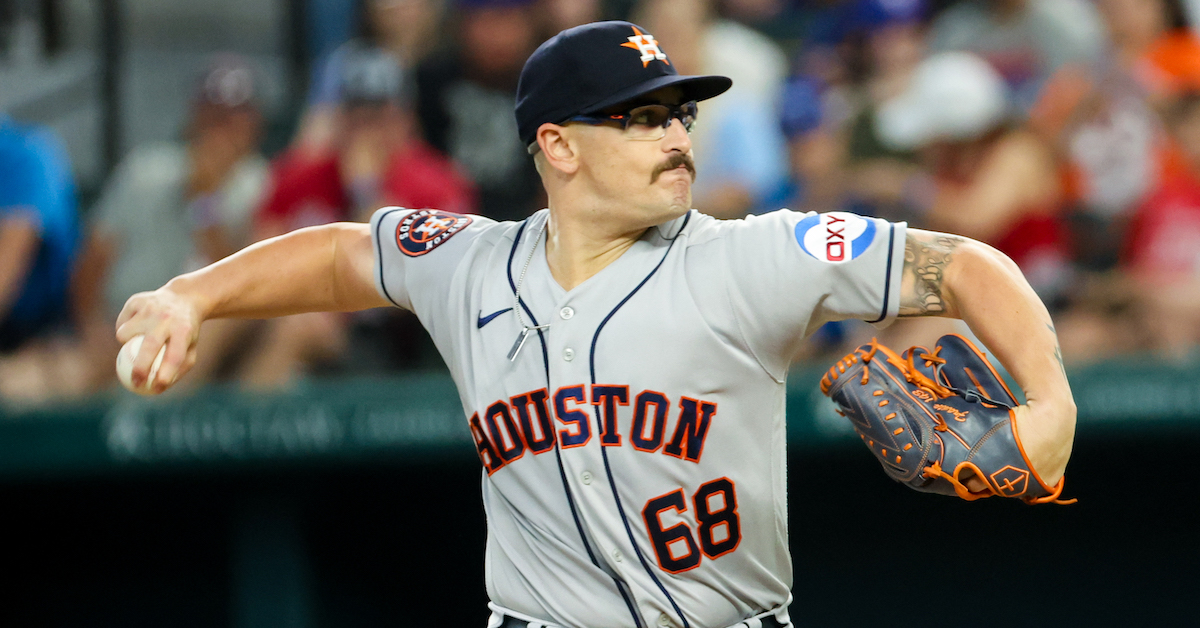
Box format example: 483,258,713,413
257,43,477,237
259,139,477,234
1125,173,1200,276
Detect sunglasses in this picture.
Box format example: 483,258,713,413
568,100,699,138
527,101,699,154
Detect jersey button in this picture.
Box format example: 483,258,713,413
611,549,623,562
580,471,593,485
559,306,574,320
657,613,673,627
563,347,575,361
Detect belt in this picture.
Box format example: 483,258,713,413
496,611,788,628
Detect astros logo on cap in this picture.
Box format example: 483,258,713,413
620,26,669,68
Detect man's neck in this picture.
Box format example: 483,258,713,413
543,207,647,292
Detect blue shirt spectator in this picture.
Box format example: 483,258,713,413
0,115,80,352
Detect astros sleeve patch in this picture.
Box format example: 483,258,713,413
371,206,494,314
395,209,473,257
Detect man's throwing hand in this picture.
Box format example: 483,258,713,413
115,288,204,394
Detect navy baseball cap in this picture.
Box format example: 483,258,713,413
515,21,732,147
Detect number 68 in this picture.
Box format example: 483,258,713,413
641,477,741,573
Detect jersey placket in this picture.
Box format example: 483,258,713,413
533,222,695,628
546,290,667,626
492,216,645,627
531,257,628,571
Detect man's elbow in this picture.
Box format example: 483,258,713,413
328,222,384,311
941,237,1027,317
955,237,1021,278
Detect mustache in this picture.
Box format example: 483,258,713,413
650,153,696,183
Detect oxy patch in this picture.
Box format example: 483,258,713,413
395,209,472,257
794,212,876,263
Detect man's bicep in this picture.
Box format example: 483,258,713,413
898,228,967,318
333,222,393,311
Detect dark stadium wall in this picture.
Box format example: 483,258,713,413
2,431,1194,627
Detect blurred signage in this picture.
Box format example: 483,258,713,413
102,377,474,464
2,363,1200,478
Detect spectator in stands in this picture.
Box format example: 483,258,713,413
876,52,1069,302
1120,91,1200,360
1017,1,1198,363
296,0,448,156
416,0,542,222
838,0,927,222
636,0,789,218
767,1,874,215
259,43,475,235
0,113,81,402
1100,0,1200,107
71,56,269,393
252,44,477,387
1030,0,1190,274
927,0,1105,111
774,74,843,213
537,0,602,36
774,0,930,221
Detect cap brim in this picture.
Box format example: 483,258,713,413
579,73,732,114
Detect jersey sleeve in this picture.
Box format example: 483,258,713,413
369,206,492,312
714,210,906,378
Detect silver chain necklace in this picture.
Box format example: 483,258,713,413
507,219,551,361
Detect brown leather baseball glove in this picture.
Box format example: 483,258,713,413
820,334,1074,504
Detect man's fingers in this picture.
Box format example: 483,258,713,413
961,470,988,493
115,319,148,346
115,309,144,345
130,327,168,389
115,293,147,336
151,324,195,393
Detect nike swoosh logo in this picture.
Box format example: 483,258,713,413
477,308,513,329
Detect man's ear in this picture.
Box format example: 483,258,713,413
536,123,580,175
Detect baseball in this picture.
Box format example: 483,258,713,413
115,335,167,395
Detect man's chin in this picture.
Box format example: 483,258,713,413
669,187,692,214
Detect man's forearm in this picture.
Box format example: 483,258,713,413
941,241,1071,404
164,222,384,320
942,239,1076,478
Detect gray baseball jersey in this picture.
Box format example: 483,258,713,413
370,206,906,628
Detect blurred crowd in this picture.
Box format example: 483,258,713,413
5,0,1200,406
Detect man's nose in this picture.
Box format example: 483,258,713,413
662,116,692,152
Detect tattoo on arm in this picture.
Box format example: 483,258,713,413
899,231,964,317
1048,323,1067,377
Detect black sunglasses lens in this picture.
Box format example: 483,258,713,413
679,101,697,130
627,105,672,129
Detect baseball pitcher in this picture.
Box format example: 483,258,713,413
116,22,1076,628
